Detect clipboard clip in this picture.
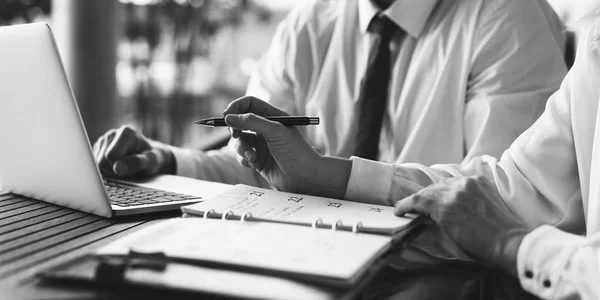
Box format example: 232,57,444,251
95,250,168,283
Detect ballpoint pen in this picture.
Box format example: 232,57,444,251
195,116,320,127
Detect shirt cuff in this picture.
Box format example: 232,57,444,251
517,225,584,299
344,156,394,206
169,146,198,178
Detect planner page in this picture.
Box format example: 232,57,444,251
181,184,416,234
96,218,391,286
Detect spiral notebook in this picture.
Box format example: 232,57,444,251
95,217,393,288
181,184,419,235
91,185,422,289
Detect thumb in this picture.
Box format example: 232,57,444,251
224,113,286,139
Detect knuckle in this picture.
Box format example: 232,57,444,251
272,122,286,133
119,125,135,136
248,113,261,122
464,176,482,190
236,154,248,168
146,150,159,163
458,176,472,188
241,113,253,123
410,194,421,206
453,190,468,202
472,175,485,181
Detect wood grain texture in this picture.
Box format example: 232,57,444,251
0,194,177,300
0,206,74,231
0,201,54,220
0,197,39,209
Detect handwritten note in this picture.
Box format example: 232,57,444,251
181,184,414,234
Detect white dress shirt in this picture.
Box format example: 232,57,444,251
171,0,567,187
345,21,600,299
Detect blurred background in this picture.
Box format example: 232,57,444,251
0,0,305,148
0,0,572,150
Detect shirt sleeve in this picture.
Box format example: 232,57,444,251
346,28,588,229
244,1,321,115
244,16,297,114
167,3,322,186
462,0,567,162
169,141,271,187
517,225,600,300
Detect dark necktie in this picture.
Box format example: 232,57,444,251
353,14,399,160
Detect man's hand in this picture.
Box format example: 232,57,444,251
394,176,530,276
223,96,351,198
92,126,176,178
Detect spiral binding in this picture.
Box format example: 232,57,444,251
240,212,253,222
331,220,343,231
203,209,215,219
311,218,323,228
352,222,363,234
201,209,364,233
222,210,234,220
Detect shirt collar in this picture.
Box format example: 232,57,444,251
358,0,438,38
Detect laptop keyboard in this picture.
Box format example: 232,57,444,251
104,180,202,207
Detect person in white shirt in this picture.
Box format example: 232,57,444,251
93,0,566,187
221,3,600,299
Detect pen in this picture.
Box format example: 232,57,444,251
195,116,320,127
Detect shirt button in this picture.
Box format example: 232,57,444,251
543,279,552,288
524,270,533,278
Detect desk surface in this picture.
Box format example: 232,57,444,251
0,175,230,299
0,176,530,300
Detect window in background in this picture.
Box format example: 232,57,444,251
0,0,51,25
116,0,289,149
0,0,301,149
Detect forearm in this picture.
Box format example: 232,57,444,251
171,145,272,188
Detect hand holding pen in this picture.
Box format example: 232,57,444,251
213,96,335,195
195,116,319,127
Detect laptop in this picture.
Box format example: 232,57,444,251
0,23,204,218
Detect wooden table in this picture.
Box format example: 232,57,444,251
0,176,230,299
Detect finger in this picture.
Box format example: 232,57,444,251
229,127,242,139
236,153,253,169
232,132,260,162
97,131,119,175
223,96,289,117
224,113,287,139
251,136,270,171
105,126,138,163
394,193,436,217
95,138,115,175
93,136,106,163
92,136,103,158
94,129,116,161
112,149,160,177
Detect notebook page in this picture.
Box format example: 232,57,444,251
181,184,414,233
97,218,391,284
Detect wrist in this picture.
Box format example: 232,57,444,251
302,156,352,199
496,228,530,277
148,140,177,175
160,148,176,175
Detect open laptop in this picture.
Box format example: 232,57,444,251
0,23,204,217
